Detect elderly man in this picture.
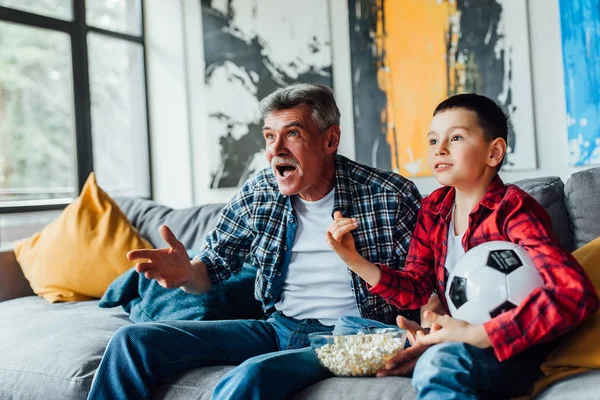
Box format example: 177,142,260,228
88,83,422,400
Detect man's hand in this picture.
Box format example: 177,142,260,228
326,211,359,265
416,311,492,349
376,315,442,377
127,225,192,289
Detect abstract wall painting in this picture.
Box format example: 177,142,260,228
559,0,600,166
348,0,537,177
200,0,333,188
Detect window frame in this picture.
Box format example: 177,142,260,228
0,0,153,215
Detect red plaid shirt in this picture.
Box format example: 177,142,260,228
370,175,599,361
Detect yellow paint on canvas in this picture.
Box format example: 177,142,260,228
378,0,458,177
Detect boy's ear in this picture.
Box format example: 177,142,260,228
488,138,507,168
323,125,341,155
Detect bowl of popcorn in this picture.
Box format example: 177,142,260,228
308,329,407,376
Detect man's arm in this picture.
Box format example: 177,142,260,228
194,179,258,287
328,207,437,310
368,205,437,310
130,179,258,291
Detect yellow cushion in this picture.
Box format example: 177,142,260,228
14,173,152,303
531,236,600,396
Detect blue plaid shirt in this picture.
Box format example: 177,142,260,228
196,155,421,324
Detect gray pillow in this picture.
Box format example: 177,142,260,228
512,176,573,252
565,167,600,250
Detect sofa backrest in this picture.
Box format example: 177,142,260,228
116,171,584,254
114,197,226,250
511,176,573,252
565,167,600,250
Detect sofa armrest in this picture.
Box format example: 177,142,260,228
0,250,34,302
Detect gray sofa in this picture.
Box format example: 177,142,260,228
2,168,600,400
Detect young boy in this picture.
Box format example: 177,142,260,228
326,93,599,399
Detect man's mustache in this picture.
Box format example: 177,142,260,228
271,156,301,169
271,156,303,176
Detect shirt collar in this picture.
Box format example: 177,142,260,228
432,174,506,221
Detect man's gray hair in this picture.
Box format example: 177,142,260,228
259,83,341,131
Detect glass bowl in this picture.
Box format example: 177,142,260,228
308,329,407,376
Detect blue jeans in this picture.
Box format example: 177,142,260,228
335,316,546,399
87,311,333,400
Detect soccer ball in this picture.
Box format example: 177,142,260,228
445,241,544,325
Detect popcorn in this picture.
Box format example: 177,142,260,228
314,333,406,376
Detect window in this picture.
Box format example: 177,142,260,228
0,0,151,249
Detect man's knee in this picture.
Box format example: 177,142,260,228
108,324,150,354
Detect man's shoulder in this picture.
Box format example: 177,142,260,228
339,155,418,195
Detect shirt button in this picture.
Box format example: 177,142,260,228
283,245,288,251
438,280,443,285
276,272,282,276
289,217,295,223
442,241,447,246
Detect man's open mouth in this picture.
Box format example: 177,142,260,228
275,164,297,178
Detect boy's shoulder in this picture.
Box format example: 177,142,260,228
420,178,543,216
421,185,453,212
502,183,548,215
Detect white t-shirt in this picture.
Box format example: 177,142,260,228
444,204,466,275
275,189,361,325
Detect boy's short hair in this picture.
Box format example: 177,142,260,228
433,93,508,169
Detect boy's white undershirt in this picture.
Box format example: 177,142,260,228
445,203,466,275
275,188,360,325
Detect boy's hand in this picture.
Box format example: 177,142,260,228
420,294,445,328
376,316,442,377
415,311,492,349
326,211,360,265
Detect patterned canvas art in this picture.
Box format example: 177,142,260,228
560,0,600,166
348,0,537,177
200,0,333,188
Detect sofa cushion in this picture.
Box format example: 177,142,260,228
512,176,573,252
0,296,417,400
535,370,600,400
151,366,235,399
0,297,130,399
565,167,600,250
293,376,416,399
114,197,226,250
153,366,417,400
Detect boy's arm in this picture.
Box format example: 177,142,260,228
368,207,437,309
483,196,599,361
327,192,436,310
